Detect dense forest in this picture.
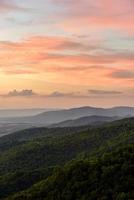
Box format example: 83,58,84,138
5,144,134,200
0,118,134,199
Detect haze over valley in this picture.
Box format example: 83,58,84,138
0,106,134,137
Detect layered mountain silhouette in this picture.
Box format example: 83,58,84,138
51,115,118,127
0,106,134,125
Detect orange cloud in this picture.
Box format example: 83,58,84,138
1,36,133,69
0,35,133,93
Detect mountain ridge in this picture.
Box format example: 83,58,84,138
0,106,134,125
51,115,118,127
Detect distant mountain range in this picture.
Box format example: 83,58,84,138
51,115,118,127
0,106,134,125
0,108,56,118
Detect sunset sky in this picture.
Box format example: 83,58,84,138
0,0,134,108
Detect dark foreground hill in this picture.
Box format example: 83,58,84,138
0,118,133,199
6,144,134,200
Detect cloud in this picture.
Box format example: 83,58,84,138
0,36,99,52
0,36,121,75
46,91,76,97
110,70,134,79
4,89,37,97
56,40,96,51
0,35,133,90
0,0,26,13
41,91,91,98
0,89,125,99
0,36,133,74
109,70,134,79
1,90,84,98
43,90,123,98
0,90,88,98
88,89,122,95
53,0,134,34
3,69,39,75
44,65,99,72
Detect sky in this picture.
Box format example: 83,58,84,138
0,0,134,108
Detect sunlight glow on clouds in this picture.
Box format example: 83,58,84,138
0,0,133,108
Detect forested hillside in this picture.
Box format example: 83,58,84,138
6,144,134,200
0,118,133,199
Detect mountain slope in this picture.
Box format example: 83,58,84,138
0,106,134,125
0,126,88,152
51,115,117,127
5,144,134,200
0,118,134,175
0,118,133,199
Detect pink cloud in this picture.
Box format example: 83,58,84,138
53,0,134,35
0,35,133,90
0,0,25,13
0,36,133,70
